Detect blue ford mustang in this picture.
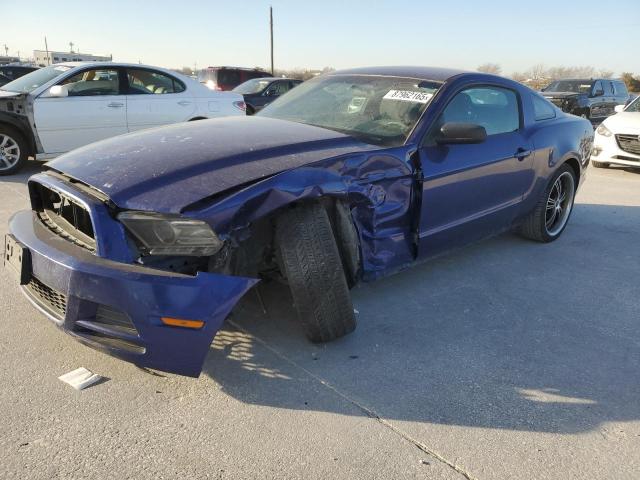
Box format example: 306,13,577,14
5,67,593,376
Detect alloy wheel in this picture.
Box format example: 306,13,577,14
0,134,21,171
545,172,575,236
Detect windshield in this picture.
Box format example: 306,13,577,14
544,80,593,94
624,96,640,112
233,78,272,94
258,75,440,147
0,65,72,93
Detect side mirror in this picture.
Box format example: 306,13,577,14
265,89,277,97
47,85,69,98
436,122,487,145
614,105,625,113
592,89,604,97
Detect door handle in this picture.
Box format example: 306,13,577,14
177,100,192,106
107,102,124,108
515,148,531,160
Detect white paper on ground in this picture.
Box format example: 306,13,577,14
58,367,102,390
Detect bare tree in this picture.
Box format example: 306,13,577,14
510,71,528,82
597,69,614,79
477,63,502,75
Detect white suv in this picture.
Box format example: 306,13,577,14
0,62,246,175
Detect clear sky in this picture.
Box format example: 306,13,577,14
3,0,639,75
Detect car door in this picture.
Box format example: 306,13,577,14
590,81,607,118
33,67,127,154
125,68,195,132
256,81,291,111
417,85,534,258
603,81,617,116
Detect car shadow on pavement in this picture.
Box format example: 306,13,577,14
203,203,640,435
1,160,45,186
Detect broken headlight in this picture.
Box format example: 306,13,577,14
118,212,223,256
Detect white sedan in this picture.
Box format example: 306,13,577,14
591,96,640,169
0,62,246,175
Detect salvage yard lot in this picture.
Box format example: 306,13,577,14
1,163,639,479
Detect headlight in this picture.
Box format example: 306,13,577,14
596,124,613,137
118,212,223,256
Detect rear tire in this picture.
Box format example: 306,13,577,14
276,203,356,343
0,126,28,176
591,160,609,168
518,164,577,243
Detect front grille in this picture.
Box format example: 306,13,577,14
549,98,565,108
25,277,67,319
32,183,96,252
616,134,640,156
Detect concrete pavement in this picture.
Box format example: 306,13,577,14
1,162,638,479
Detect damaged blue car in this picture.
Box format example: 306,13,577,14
4,67,593,376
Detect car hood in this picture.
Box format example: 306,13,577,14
48,116,377,213
603,112,640,133
542,92,582,99
0,89,25,98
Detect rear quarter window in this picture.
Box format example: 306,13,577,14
532,95,556,121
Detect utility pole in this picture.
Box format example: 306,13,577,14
69,41,74,53
3,44,7,57
270,6,274,75
44,36,50,65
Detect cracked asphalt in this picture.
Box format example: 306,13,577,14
1,161,639,479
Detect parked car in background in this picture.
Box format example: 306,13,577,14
197,66,271,91
591,95,640,169
0,62,246,175
4,66,593,376
0,65,38,82
0,73,11,87
233,77,302,114
542,78,629,121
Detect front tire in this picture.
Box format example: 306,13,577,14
0,126,28,176
519,164,577,243
276,203,356,343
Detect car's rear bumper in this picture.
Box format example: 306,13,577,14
7,209,257,377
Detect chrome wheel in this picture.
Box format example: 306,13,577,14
0,133,21,171
545,172,575,236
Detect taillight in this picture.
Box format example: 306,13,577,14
233,101,247,112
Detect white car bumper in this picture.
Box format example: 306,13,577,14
592,130,640,168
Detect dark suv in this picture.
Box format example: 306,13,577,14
197,67,272,91
542,78,630,122
232,77,302,114
0,65,38,86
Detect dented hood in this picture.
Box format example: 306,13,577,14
48,116,376,213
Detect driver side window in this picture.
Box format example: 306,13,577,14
441,86,520,136
61,68,120,97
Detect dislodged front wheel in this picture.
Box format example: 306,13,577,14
0,127,28,175
276,203,356,343
519,164,577,243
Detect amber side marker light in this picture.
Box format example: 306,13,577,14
161,317,205,329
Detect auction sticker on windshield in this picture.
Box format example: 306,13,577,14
383,90,433,103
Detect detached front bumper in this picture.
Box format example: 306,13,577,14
7,210,257,377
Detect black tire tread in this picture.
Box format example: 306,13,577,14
276,203,356,343
518,164,575,243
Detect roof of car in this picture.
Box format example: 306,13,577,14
250,77,299,82
331,66,470,82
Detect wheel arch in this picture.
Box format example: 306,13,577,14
562,156,581,185
0,116,36,156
